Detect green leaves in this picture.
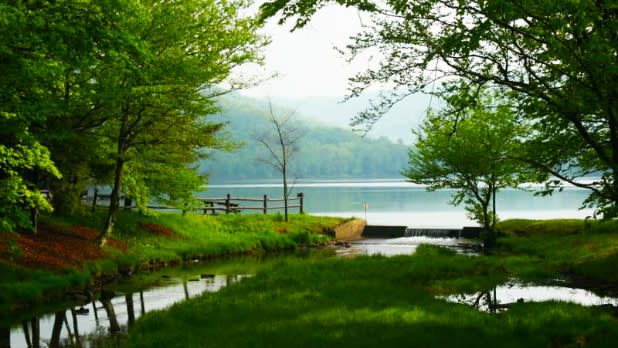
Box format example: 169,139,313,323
261,0,618,217
404,87,546,232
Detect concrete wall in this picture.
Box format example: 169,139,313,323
362,225,407,238
335,219,367,241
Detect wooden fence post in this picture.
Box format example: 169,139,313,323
263,194,267,214
92,187,98,213
225,193,231,214
297,192,304,214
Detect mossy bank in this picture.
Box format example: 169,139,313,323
0,210,348,317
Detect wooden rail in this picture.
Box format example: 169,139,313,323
195,193,304,215
84,192,305,215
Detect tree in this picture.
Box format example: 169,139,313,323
90,0,267,245
256,101,302,222
260,0,618,217
404,89,545,247
0,0,117,232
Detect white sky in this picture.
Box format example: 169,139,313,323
238,5,370,98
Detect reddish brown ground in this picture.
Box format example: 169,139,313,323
139,222,182,238
0,223,126,271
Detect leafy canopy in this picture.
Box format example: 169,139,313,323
260,0,618,217
404,87,546,235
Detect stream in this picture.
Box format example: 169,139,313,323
4,237,618,347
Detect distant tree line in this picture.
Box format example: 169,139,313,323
202,99,410,180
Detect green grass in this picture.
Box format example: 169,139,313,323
43,210,344,264
123,245,618,348
0,261,90,311
1,210,346,315
495,219,618,285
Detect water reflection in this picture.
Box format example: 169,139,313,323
442,282,618,312
6,275,248,348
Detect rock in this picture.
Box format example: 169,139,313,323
200,273,215,279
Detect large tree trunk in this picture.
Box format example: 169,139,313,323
97,149,125,246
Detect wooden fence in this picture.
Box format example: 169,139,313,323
195,193,304,214
85,192,304,215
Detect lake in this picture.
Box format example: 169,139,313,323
201,179,594,228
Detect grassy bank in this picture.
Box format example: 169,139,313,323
121,219,618,347
0,210,345,314
123,245,618,348
495,219,618,288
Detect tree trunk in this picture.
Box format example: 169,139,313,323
92,187,98,213
97,149,125,246
283,167,288,222
491,186,497,230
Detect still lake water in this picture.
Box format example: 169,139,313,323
201,179,594,228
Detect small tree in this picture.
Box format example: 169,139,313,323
404,89,545,248
256,101,302,222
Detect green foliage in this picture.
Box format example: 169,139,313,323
0,0,268,238
404,88,545,242
260,0,618,217
0,113,61,232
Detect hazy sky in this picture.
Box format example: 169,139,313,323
239,5,370,98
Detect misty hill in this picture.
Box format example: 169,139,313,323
201,95,410,181
255,92,436,144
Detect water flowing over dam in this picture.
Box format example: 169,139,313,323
361,225,482,239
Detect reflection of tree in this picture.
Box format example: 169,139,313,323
70,309,81,346
139,291,145,316
100,299,120,333
92,301,99,323
1,326,9,348
63,313,74,345
29,317,40,348
126,294,135,327
183,281,190,300
49,311,65,348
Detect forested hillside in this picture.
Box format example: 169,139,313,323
202,96,410,180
